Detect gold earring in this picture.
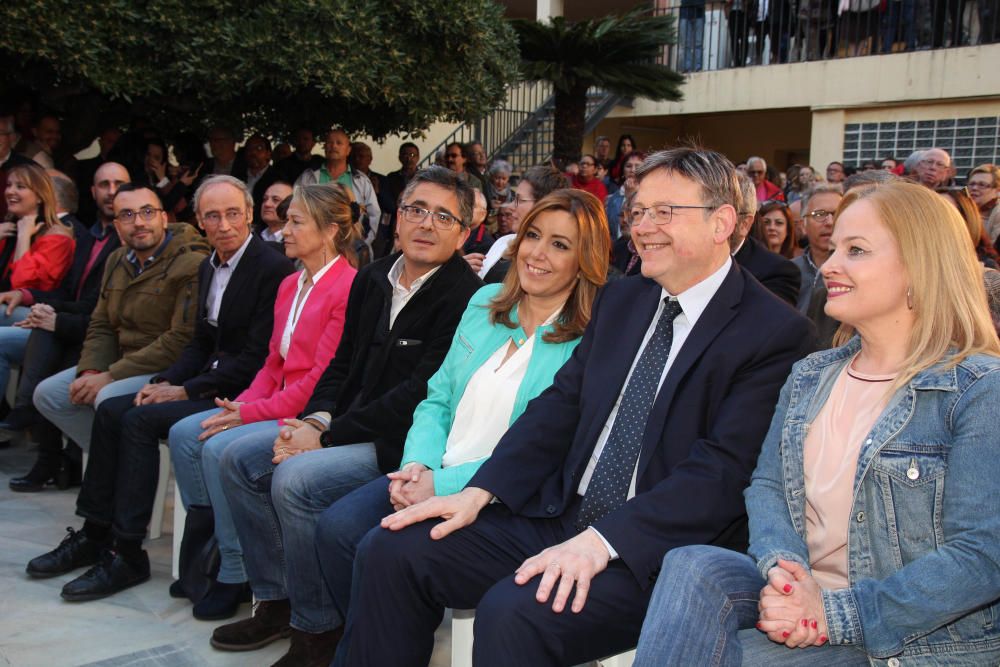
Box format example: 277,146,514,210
906,287,914,310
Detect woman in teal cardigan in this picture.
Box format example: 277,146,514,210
315,189,611,646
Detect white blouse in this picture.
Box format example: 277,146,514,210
279,256,340,359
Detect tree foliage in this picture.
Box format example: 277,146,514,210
512,6,684,162
0,0,518,146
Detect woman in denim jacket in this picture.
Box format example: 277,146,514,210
633,181,1000,666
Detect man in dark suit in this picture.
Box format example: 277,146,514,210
25,175,293,602
732,173,800,306
235,134,281,225
210,167,482,667
340,148,815,666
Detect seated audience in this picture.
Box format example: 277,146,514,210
168,183,357,620
1,164,128,480
570,154,608,202
254,181,293,251
968,164,999,229
318,187,611,663
337,147,814,666
207,167,482,665
25,176,292,601
484,159,514,211
747,156,785,202
938,185,1000,270
632,180,1000,666
605,151,645,242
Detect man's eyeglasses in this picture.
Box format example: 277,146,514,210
746,170,765,176
920,159,949,170
630,203,716,226
201,209,247,225
803,209,835,221
399,204,463,230
114,206,163,223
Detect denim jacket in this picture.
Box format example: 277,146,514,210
746,336,1000,664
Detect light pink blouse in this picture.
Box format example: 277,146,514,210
803,356,894,590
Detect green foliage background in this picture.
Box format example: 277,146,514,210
1,0,518,144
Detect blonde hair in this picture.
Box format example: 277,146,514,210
291,183,359,267
490,189,610,343
832,181,1000,390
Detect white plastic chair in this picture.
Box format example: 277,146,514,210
448,608,636,667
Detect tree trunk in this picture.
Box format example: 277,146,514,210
551,80,590,166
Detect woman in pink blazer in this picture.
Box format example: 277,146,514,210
168,183,359,620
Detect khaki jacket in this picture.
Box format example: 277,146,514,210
77,223,209,379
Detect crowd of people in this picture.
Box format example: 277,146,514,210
672,0,1000,72
2,103,1000,667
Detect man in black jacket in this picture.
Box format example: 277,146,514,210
25,175,292,603
731,173,800,307
210,166,482,667
1,163,130,473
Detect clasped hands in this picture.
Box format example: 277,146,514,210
380,487,611,614
271,418,323,464
197,397,244,440
757,559,829,648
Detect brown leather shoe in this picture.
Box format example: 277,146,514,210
271,627,343,667
210,599,291,651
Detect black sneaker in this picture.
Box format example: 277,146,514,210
26,527,106,578
60,549,150,602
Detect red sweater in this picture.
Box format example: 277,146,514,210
571,175,608,202
1,233,75,290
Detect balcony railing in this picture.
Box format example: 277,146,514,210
655,0,999,73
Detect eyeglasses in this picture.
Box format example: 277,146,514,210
114,206,164,223
514,195,536,207
580,161,595,167
630,203,716,225
803,209,834,221
746,170,765,176
201,209,247,225
399,204,462,230
967,180,994,190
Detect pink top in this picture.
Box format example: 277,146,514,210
803,356,895,590
236,258,356,423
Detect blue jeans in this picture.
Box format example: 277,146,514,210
33,366,155,450
316,476,395,661
220,434,380,633
633,545,870,667
0,307,31,397
168,411,281,584
679,13,705,72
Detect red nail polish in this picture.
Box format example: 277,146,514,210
811,620,817,629
783,584,793,593
756,622,763,630
819,635,828,644
801,619,808,627
782,631,790,638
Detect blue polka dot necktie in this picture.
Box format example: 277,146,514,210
576,297,683,531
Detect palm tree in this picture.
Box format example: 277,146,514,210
512,6,684,164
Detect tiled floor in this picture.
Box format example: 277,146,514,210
0,442,453,667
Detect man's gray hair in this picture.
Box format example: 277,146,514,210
843,169,901,193
636,147,741,212
488,159,512,178
736,172,759,219
399,166,475,228
49,173,79,214
800,182,844,213
746,155,766,169
192,175,254,216
902,150,925,175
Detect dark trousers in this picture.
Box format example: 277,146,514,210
75,394,214,541
341,499,653,667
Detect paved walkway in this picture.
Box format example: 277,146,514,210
0,442,452,667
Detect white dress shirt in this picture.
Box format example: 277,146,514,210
387,254,441,328
579,257,732,556
279,256,341,360
205,234,253,326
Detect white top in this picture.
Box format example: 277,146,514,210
387,255,441,328
479,234,514,278
578,257,732,503
205,234,253,326
279,256,341,359
260,227,284,243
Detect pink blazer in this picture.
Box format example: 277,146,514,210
236,258,357,423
